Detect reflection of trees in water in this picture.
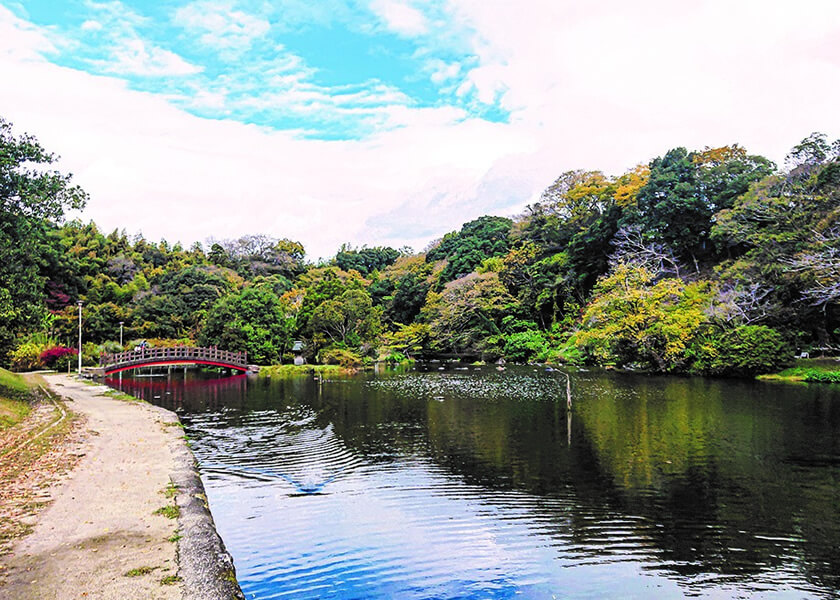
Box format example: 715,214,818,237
110,368,840,594
574,373,840,589
314,369,840,592
105,372,249,413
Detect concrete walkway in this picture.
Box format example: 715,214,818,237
0,374,243,600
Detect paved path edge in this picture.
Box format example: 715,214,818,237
158,407,246,600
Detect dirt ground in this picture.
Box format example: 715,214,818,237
0,374,186,599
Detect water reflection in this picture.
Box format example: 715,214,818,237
108,367,840,599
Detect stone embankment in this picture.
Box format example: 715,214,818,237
0,374,243,600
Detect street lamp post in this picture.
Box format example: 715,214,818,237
119,321,124,347
77,301,83,376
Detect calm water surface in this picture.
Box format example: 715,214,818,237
107,366,840,599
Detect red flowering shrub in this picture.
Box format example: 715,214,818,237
40,346,78,368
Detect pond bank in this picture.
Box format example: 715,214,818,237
0,374,243,600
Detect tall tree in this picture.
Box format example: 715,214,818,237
0,117,87,362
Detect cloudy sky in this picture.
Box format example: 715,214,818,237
1,1,838,258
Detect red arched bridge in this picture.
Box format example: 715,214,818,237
100,346,248,375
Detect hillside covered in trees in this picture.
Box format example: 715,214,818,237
2,116,839,377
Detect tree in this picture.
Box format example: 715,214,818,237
632,147,710,265
199,287,295,364
309,288,381,348
693,145,775,213
574,264,714,372
421,272,516,355
0,117,87,362
689,325,790,377
426,216,513,284
335,244,400,275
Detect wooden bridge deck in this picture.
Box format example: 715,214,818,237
100,346,248,375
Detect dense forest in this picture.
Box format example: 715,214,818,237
2,116,838,376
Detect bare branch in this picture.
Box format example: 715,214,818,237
609,225,683,279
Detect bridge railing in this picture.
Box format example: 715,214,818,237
100,346,248,371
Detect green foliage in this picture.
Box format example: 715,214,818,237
3,118,837,377
422,272,516,355
632,147,710,261
760,360,840,383
0,118,88,363
9,342,46,372
427,216,513,284
382,350,409,363
499,330,549,363
199,287,294,364
335,244,400,275
689,325,791,377
574,264,714,372
802,370,840,383
385,323,432,357
319,347,364,368
309,288,382,349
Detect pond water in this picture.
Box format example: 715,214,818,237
106,365,840,599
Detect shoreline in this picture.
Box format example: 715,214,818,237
0,374,243,599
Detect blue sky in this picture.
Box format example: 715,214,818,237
9,0,503,139
1,1,839,258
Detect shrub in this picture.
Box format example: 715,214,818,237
690,325,791,377
82,342,101,367
382,351,408,363
39,346,78,369
10,342,45,371
803,370,840,383
319,347,363,368
501,330,549,363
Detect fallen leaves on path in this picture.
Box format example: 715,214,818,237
0,396,88,560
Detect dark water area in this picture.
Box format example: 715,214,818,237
107,366,840,599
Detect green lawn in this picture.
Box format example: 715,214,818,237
259,364,350,378
0,367,33,428
759,358,840,383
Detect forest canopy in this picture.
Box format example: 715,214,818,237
2,116,838,377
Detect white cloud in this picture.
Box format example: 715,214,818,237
0,8,522,258
370,0,428,36
98,38,203,76
80,19,103,32
442,0,840,171
0,6,60,61
2,1,840,259
427,59,460,84
174,0,271,56
77,1,202,77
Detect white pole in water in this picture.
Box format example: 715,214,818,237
77,301,83,376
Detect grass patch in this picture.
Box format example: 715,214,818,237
101,389,142,402
153,505,179,519
163,481,178,498
259,364,350,378
0,368,33,429
221,568,238,585
160,575,181,585
167,532,182,543
759,358,840,383
125,566,157,577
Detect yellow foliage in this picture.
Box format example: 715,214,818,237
612,164,649,207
